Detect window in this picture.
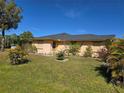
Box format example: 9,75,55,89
52,42,56,48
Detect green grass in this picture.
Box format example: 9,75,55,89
0,52,124,93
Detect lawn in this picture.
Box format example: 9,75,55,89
0,52,124,93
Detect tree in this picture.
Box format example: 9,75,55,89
10,34,18,45
19,31,33,52
0,0,22,51
20,31,33,44
5,35,11,48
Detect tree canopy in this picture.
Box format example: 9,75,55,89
20,31,33,43
0,0,22,51
0,0,22,30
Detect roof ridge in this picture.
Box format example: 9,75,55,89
57,33,70,35
81,34,95,35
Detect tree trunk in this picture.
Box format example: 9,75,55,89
1,30,5,52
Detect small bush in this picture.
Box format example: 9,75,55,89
69,43,80,56
23,44,37,53
9,46,29,65
56,51,65,60
97,48,108,62
84,46,93,57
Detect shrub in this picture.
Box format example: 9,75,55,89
56,51,65,60
84,46,93,57
23,44,37,53
31,45,37,53
97,48,108,62
106,39,124,86
69,43,80,56
9,46,29,65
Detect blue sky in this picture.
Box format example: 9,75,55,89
6,0,124,38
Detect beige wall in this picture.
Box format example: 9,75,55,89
33,40,106,57
80,45,106,57
54,42,69,53
32,40,53,55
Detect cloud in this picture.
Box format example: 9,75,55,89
55,1,90,19
64,9,81,18
55,3,81,18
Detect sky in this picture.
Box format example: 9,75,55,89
6,0,124,38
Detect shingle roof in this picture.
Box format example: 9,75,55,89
34,33,115,41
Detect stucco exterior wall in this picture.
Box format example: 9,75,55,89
54,42,70,52
79,41,106,57
32,40,53,55
33,40,106,57
92,45,106,57
79,45,106,57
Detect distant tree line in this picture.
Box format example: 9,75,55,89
0,31,33,48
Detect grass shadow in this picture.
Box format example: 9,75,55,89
95,64,111,83
95,64,123,93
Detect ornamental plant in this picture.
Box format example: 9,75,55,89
84,45,93,57
69,42,80,56
97,48,108,62
106,39,124,86
9,45,29,65
56,51,65,60
22,44,37,53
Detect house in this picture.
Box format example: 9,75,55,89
32,33,115,57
